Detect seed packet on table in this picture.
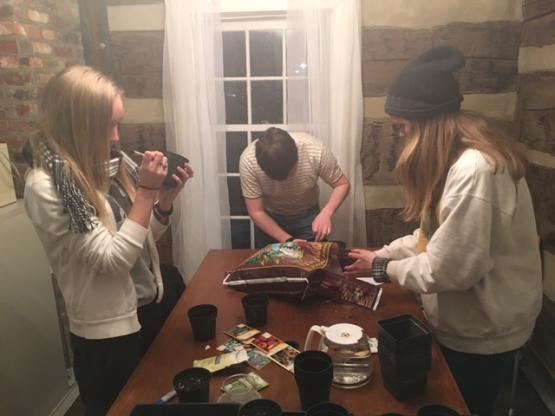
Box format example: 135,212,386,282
320,272,383,310
225,323,261,342
269,345,299,372
247,348,272,370
193,349,249,373
221,372,269,392
245,372,269,390
217,339,245,353
250,332,288,356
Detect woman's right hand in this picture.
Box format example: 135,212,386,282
138,151,167,190
343,248,376,277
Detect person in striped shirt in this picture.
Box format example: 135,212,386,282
239,127,350,247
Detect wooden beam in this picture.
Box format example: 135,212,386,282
78,0,114,75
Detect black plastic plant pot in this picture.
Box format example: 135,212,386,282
173,367,211,403
239,398,282,416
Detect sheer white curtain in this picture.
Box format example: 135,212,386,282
286,0,366,247
163,0,230,283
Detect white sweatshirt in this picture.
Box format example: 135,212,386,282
376,149,542,354
24,168,150,339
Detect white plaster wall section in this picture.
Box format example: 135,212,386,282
362,0,522,28
364,93,517,120
525,148,555,169
122,98,164,124
364,185,405,210
460,93,517,120
107,4,164,32
108,0,289,31
519,44,555,73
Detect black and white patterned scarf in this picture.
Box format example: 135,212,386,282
35,142,139,233
106,151,140,224
36,142,98,233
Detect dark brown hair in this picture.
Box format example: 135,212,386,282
255,127,298,180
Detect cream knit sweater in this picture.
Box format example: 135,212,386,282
376,149,542,354
25,168,150,339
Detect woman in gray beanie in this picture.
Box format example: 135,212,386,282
345,46,542,416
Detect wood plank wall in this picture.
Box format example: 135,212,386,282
518,0,555,380
360,0,522,246
103,1,551,268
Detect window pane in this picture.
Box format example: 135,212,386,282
227,176,247,215
224,81,247,124
226,132,248,173
250,30,282,76
223,31,246,77
231,219,251,248
251,80,283,124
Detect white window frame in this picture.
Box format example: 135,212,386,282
221,18,287,248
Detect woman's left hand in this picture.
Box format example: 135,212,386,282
158,164,194,211
343,248,377,277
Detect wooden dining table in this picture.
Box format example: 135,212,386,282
108,249,470,416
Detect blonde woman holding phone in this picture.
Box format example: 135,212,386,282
24,66,190,415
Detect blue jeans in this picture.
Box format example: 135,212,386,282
254,205,319,248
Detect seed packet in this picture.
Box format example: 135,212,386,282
221,372,269,392
217,339,245,353
268,345,299,372
193,350,249,373
247,348,272,370
225,323,261,342
245,372,269,390
250,332,287,355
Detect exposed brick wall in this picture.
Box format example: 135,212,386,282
0,0,83,194
360,2,521,245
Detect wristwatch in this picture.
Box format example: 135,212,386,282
372,257,392,283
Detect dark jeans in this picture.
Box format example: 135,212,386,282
441,345,517,416
255,205,320,248
71,332,141,416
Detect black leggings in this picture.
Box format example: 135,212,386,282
441,345,516,416
70,332,141,416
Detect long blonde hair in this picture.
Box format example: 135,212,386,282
32,65,123,223
395,111,527,221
